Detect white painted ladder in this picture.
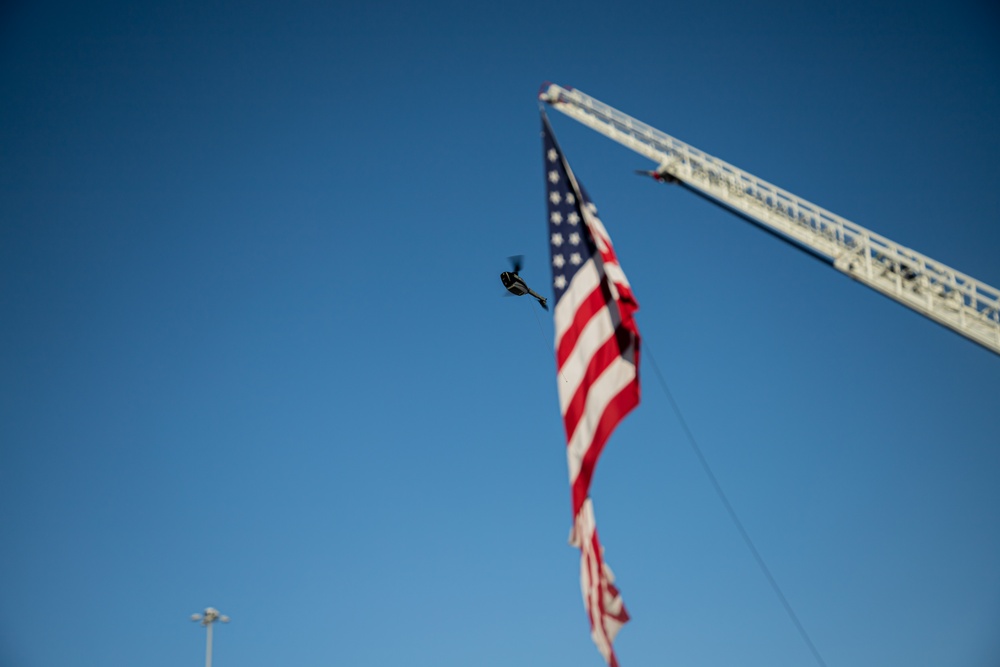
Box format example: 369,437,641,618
540,83,1000,356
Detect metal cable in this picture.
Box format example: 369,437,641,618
643,343,830,667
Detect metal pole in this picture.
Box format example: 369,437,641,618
192,606,228,666
205,620,213,667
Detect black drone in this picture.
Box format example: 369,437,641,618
500,255,548,310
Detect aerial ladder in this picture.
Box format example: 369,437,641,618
539,83,1000,356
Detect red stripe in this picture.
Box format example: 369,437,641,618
570,377,639,517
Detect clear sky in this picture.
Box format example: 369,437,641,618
2,1,999,666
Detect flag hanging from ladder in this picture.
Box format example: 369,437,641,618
542,111,640,667
542,111,641,515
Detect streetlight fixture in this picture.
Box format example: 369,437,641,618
190,607,230,667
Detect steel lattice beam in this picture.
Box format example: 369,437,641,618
539,83,1000,356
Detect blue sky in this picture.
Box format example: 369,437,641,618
1,1,998,666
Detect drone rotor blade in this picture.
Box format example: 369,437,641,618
508,254,524,274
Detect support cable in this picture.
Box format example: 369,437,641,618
643,343,830,667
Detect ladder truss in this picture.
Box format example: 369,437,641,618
539,83,1000,356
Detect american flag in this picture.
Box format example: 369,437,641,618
542,113,641,517
542,112,639,667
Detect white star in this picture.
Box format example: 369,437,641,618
569,232,581,245
550,211,563,225
587,202,598,213
552,254,565,268
549,191,561,205
551,232,564,247
548,170,559,184
547,148,558,162
570,252,582,265
554,275,567,289
567,211,580,225
566,192,576,205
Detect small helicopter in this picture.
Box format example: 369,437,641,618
500,255,548,310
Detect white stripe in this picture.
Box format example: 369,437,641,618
576,497,595,535
557,305,616,414
582,206,609,249
565,356,636,485
554,260,600,344
604,262,629,289
569,496,594,548
581,207,632,292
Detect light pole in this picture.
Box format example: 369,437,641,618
190,607,230,667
